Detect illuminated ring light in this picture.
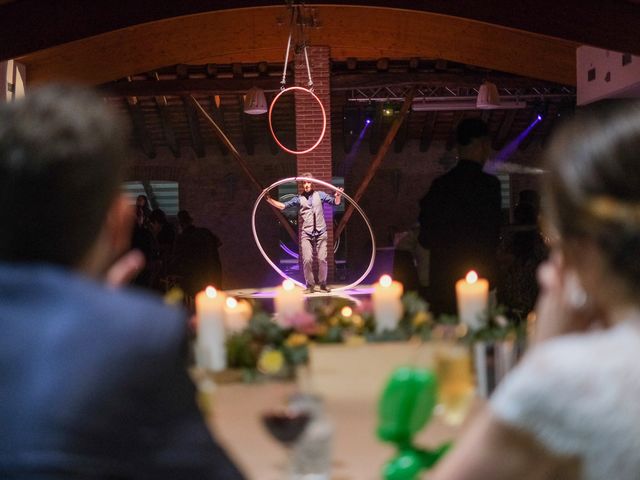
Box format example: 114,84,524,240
252,176,376,292
268,87,327,155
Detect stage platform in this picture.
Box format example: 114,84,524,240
225,284,374,306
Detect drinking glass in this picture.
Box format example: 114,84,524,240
262,392,333,480
262,407,311,446
433,341,475,426
262,398,311,480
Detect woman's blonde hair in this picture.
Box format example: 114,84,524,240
545,100,640,288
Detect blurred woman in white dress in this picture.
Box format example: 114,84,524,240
431,100,640,480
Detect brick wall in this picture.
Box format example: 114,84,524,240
1,63,544,291
127,118,545,290
294,46,335,282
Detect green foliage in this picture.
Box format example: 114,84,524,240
223,293,523,380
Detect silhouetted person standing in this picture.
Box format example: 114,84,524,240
172,210,223,297
418,118,501,314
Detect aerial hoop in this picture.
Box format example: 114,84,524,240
252,176,376,291
268,87,327,155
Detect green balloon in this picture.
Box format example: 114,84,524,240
383,450,422,480
377,366,438,444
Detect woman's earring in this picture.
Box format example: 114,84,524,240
566,273,588,310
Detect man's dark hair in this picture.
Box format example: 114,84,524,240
0,85,129,266
177,210,193,229
456,118,489,147
149,208,167,225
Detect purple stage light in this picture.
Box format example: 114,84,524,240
365,119,371,125
486,114,543,173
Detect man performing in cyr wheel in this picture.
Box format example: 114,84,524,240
267,173,342,293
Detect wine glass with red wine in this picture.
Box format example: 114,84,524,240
262,405,311,479
262,407,310,446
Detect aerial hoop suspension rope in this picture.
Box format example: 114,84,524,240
269,4,326,155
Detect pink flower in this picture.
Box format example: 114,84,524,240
357,299,374,315
286,311,317,335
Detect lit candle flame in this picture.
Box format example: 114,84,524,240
225,297,238,309
380,274,392,287
282,279,295,291
341,306,353,317
205,286,217,298
465,271,478,284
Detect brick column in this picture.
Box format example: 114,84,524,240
294,46,335,283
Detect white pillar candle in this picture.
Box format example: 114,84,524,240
223,296,252,333
274,279,304,326
455,270,489,330
372,274,404,333
195,286,227,371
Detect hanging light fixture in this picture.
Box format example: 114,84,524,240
244,86,268,114
476,81,501,109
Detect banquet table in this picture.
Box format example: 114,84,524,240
203,342,484,480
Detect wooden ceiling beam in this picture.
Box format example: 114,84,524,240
156,101,180,157
102,70,567,98
2,1,639,61
100,72,576,101
102,77,283,97
189,95,298,244
182,96,206,158
393,111,410,153
208,96,230,156
18,6,578,86
148,72,180,157
127,100,156,159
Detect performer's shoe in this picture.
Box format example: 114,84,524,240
319,284,331,293
303,285,317,294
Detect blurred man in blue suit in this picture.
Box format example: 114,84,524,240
0,86,244,479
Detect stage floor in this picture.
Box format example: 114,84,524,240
225,284,374,305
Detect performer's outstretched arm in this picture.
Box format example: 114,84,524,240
319,189,343,206
266,195,286,210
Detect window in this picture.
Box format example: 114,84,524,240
122,181,179,215
496,173,511,209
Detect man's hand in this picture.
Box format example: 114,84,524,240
105,249,145,287
334,187,343,205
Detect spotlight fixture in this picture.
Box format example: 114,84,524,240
364,103,376,125
476,81,501,109
382,102,395,116
243,86,268,114
532,102,548,121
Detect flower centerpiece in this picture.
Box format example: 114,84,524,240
181,278,525,383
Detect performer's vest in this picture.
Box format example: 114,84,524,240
300,191,327,235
